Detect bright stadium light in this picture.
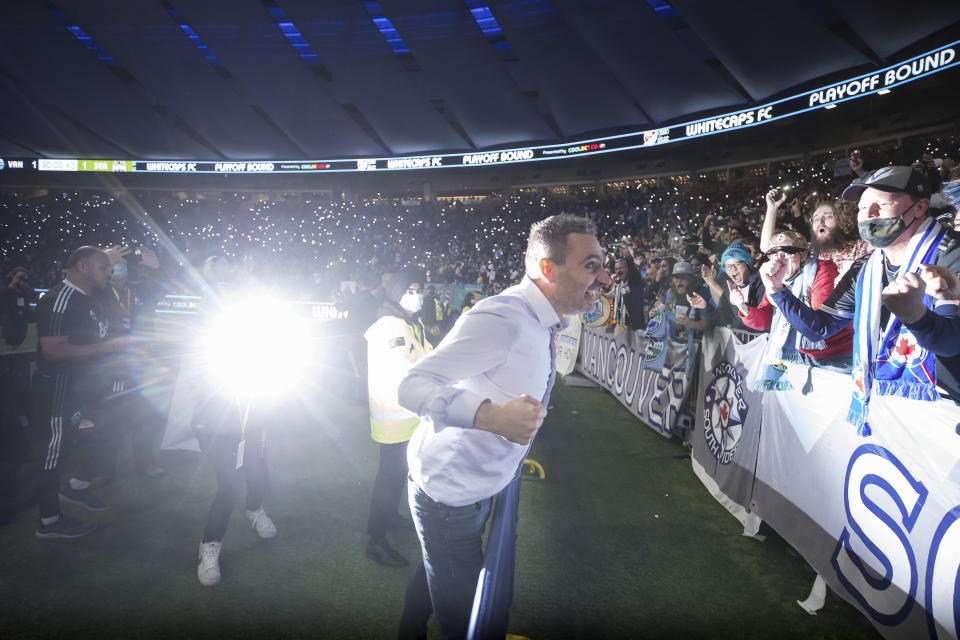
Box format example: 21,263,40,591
203,297,312,398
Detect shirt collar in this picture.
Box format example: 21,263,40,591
518,276,568,331
63,278,86,295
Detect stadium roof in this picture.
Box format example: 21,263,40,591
1,0,958,161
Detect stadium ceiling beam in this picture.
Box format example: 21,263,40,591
363,0,477,151
0,64,135,158
644,0,754,105
163,0,309,158
43,0,229,159
463,1,565,141
546,1,656,127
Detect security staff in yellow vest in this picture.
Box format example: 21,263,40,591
421,285,446,347
364,269,433,568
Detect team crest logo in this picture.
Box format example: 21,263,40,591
582,296,611,327
887,327,926,365
703,361,749,464
875,326,934,386
646,310,664,333
645,337,665,361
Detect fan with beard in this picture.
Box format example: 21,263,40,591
810,222,846,253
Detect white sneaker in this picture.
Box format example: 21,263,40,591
246,507,278,539
197,541,222,586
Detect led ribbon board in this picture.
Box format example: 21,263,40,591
3,41,956,175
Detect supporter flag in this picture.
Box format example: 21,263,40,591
691,328,765,510
642,310,667,372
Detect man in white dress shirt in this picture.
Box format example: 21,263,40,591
397,214,612,639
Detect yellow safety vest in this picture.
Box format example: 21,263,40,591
364,315,433,443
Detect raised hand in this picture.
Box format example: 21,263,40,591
686,291,707,310
104,245,131,266
882,272,927,324
765,188,787,210
726,279,746,311
759,256,788,294
918,264,960,302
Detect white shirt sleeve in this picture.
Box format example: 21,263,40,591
398,310,517,429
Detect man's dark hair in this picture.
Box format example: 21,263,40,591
64,246,103,270
615,256,639,283
525,214,597,278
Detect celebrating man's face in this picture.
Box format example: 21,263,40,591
810,205,844,252
549,233,612,314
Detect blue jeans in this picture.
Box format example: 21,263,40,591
400,481,492,640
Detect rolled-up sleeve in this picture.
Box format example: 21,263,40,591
398,311,516,429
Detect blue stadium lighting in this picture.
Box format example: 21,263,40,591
44,2,116,66
644,0,679,19
468,6,502,38
361,2,411,56
167,8,221,66
464,1,511,51
264,5,321,65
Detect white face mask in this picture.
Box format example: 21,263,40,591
400,292,423,314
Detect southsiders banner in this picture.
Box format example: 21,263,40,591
575,325,690,437
692,328,766,511
692,329,960,639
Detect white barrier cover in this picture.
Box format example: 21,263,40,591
575,325,690,437
690,328,960,639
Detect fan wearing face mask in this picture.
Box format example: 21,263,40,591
760,166,960,430
363,269,433,570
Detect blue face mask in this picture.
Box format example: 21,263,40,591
112,262,128,279
942,181,960,211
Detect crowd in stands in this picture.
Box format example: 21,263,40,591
1,134,958,351
2,131,960,589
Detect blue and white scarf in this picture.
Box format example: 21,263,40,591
755,257,826,391
847,216,946,435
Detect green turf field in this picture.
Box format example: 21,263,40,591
0,378,879,639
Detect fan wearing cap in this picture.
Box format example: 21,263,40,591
650,261,712,342
760,166,960,429
695,241,764,332
363,268,433,569
749,231,853,360
744,231,853,391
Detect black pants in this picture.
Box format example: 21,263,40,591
366,441,408,540
197,426,269,543
32,372,114,518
